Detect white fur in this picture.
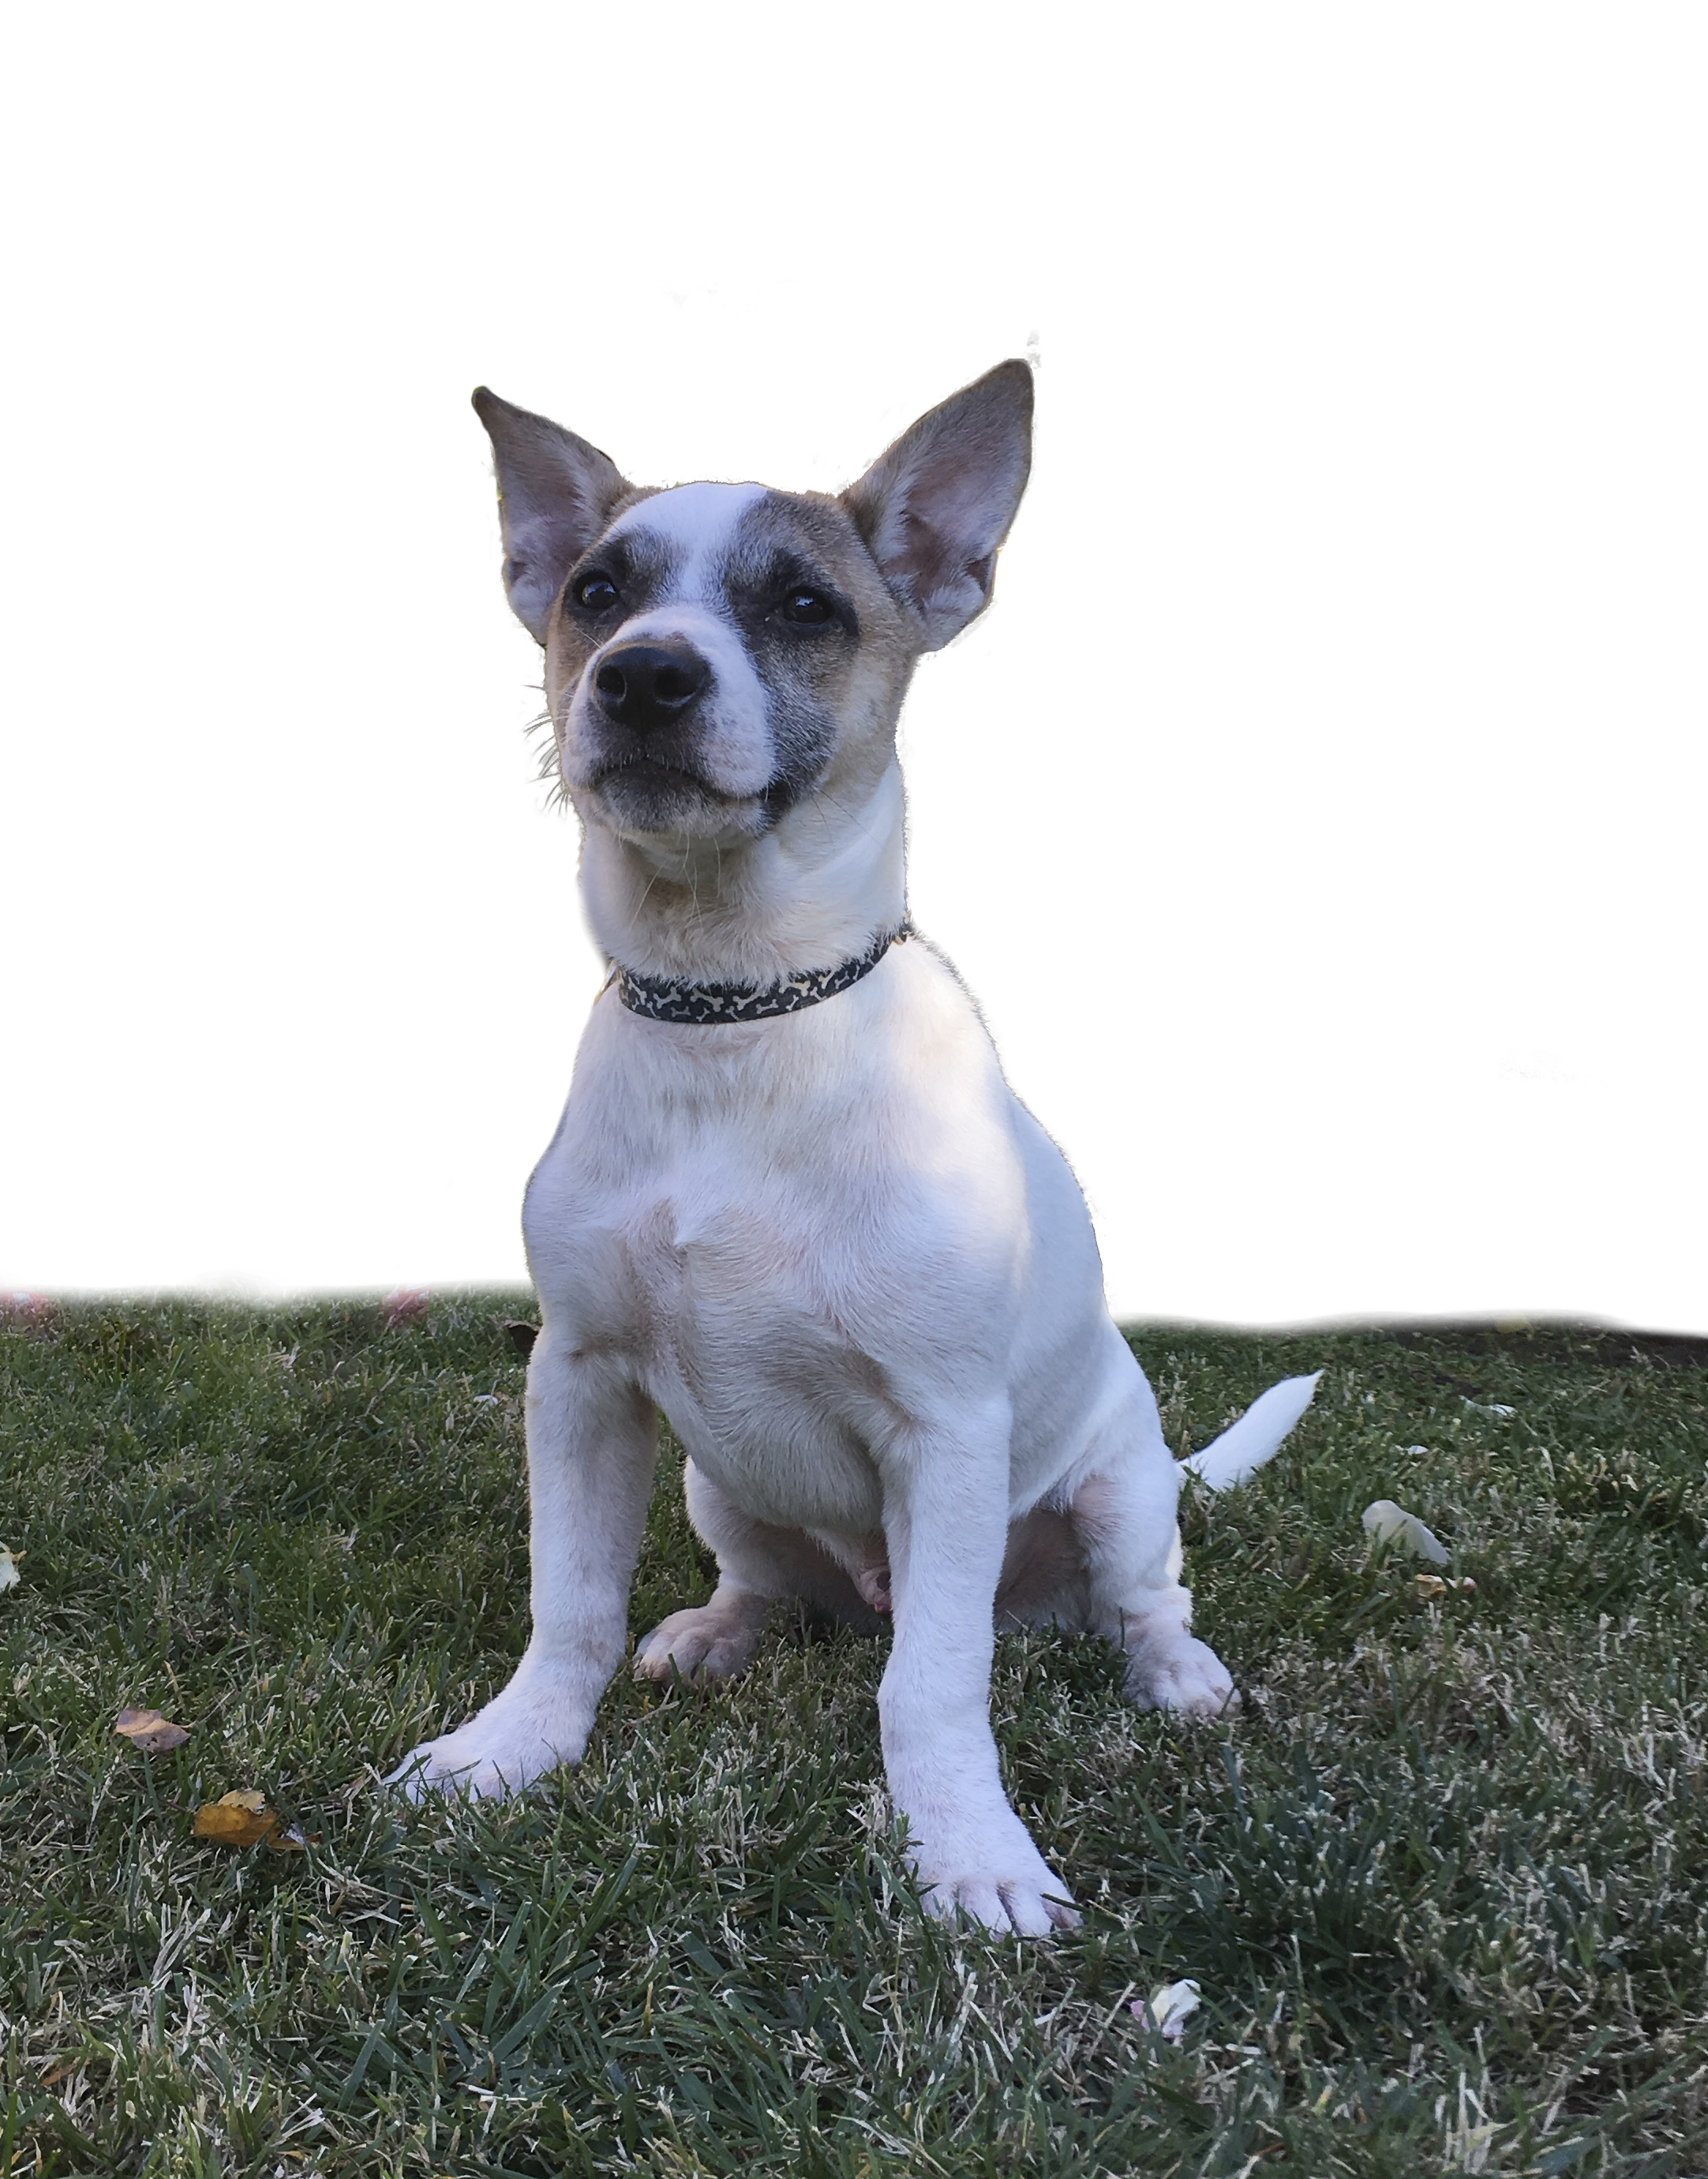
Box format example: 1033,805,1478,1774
392,373,1317,1938
578,758,908,985
1179,1372,1322,1492
603,479,766,563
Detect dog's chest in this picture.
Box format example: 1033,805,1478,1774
561,1154,897,1526
601,1137,883,1391
523,988,1022,1526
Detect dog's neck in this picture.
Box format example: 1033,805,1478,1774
578,758,907,987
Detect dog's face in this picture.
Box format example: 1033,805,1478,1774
474,365,1034,846
545,482,912,843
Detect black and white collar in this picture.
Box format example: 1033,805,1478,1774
613,921,912,1025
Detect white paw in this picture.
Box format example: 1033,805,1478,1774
386,1683,591,1802
634,1593,767,1683
908,1814,1080,1937
921,1869,1081,1937
1124,1633,1241,1717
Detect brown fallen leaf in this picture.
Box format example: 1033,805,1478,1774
1414,1573,1448,1599
114,1705,191,1754
192,1789,307,1849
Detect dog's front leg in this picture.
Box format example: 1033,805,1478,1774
388,1338,656,1800
879,1402,1079,1937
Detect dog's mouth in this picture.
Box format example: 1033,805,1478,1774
582,754,773,841
588,752,735,799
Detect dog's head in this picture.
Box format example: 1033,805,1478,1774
474,363,1033,845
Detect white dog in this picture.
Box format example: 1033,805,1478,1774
392,362,1318,1934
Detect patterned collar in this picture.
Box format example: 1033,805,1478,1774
614,921,912,1024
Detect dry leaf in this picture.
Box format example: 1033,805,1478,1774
114,1705,190,1754
0,1544,21,1593
192,1789,306,1850
1133,1979,1202,2042
1414,1574,1448,1599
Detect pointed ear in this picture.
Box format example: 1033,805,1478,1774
472,388,631,642
841,360,1033,651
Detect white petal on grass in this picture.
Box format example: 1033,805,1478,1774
1133,1979,1201,2042
1463,1398,1516,1417
1179,1372,1322,1492
1362,1499,1451,1566
0,1545,21,1592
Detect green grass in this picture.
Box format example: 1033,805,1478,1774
2,1297,1706,2177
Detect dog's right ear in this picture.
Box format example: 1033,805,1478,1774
472,388,631,643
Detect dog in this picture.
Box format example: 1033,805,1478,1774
391,361,1319,1934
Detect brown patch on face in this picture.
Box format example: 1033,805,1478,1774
717,489,920,813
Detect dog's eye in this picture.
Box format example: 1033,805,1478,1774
572,574,620,611
779,589,833,626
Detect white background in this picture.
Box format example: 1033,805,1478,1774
3,6,1704,1330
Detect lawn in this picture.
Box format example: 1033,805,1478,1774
2,1297,1705,2177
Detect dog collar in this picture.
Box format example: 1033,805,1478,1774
615,922,912,1024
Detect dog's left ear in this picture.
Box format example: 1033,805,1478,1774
473,388,631,643
841,359,1033,651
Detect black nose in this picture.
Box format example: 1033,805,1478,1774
592,640,710,733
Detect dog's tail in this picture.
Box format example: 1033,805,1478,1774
1177,1372,1322,1492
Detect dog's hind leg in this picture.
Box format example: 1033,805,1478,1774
634,1458,878,1683
1068,1388,1240,1717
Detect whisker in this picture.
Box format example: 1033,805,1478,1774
523,705,570,811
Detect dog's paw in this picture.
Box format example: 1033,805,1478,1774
909,1816,1080,1938
634,1592,768,1683
920,1868,1081,1938
1123,1633,1241,1717
386,1685,590,1802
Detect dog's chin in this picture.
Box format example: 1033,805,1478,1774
579,760,770,844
